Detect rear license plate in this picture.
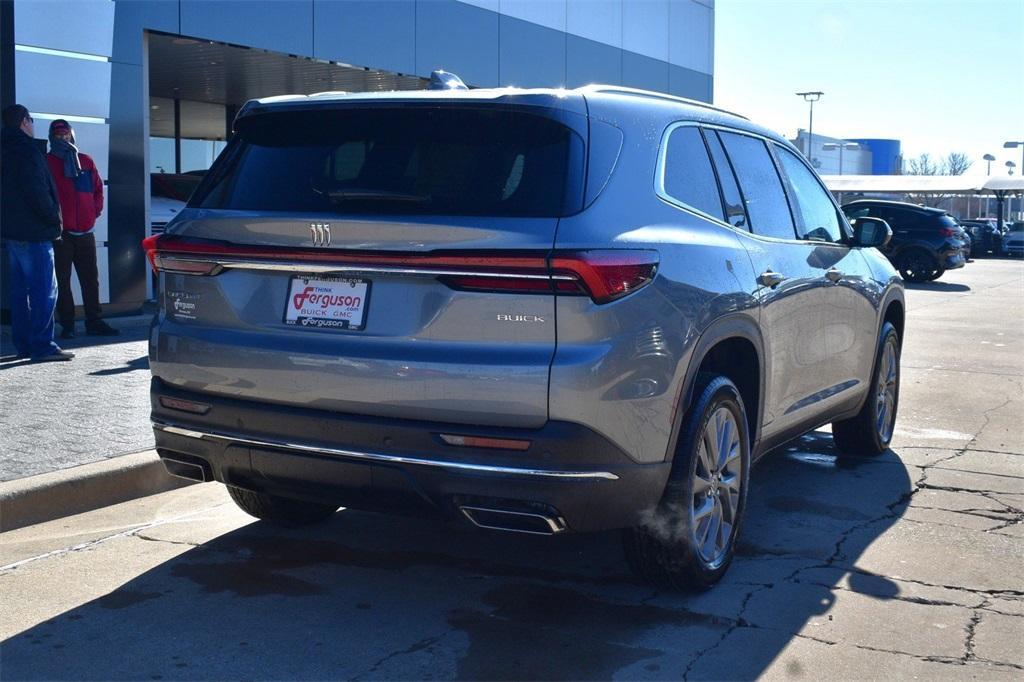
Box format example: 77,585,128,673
284,276,370,330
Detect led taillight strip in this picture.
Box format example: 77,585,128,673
142,235,658,304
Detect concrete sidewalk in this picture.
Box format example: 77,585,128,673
0,314,155,482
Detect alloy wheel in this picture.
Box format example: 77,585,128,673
875,338,898,443
691,406,743,566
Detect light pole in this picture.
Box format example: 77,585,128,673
983,153,996,175
796,91,824,166
1005,140,1024,172
983,154,996,217
1008,160,1017,176
822,141,860,175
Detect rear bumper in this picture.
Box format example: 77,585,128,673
151,379,670,532
941,248,967,270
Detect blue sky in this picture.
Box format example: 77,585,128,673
714,0,1024,175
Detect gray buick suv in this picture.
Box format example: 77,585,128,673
146,77,904,589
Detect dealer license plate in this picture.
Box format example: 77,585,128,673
284,276,370,330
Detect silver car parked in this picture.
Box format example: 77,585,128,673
145,76,904,589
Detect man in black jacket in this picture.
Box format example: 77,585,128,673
2,104,75,361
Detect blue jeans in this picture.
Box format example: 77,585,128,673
6,240,60,359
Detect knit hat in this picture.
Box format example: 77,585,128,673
49,119,74,140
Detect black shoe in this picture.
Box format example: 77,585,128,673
85,321,120,336
33,349,76,362
60,327,76,340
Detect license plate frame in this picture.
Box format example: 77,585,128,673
283,275,371,331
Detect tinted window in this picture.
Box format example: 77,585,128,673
197,107,584,217
662,126,724,220
775,145,844,243
718,131,795,239
704,130,748,229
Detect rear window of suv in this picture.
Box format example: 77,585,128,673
195,106,585,217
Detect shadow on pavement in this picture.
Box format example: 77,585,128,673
904,281,971,292
2,431,912,680
88,356,150,376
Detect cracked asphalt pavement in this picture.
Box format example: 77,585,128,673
1,260,1022,680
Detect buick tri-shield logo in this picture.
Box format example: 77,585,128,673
310,222,331,246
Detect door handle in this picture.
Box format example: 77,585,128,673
825,267,844,283
757,270,786,288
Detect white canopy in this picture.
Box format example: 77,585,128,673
821,175,1024,194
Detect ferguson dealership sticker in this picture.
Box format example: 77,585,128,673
167,291,202,320
285,276,370,330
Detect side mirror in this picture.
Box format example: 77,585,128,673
850,216,892,248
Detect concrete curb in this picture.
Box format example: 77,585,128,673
0,451,195,533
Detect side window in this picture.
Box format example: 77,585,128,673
774,145,844,243
662,126,725,221
844,206,871,220
703,130,749,230
718,131,796,240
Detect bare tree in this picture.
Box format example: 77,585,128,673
943,152,973,176
906,153,940,176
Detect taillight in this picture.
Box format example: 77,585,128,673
141,235,658,304
551,251,659,304
439,250,658,303
142,234,160,273
939,227,957,237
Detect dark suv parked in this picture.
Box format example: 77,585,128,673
842,200,967,282
960,219,1003,256
145,79,905,589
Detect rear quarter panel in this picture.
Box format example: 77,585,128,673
550,96,761,464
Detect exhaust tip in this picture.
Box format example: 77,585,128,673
460,505,566,535
161,456,212,482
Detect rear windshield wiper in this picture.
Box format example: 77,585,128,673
320,188,431,204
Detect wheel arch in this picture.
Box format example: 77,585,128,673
666,314,765,463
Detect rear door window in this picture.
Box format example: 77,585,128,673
703,130,749,230
196,106,585,217
718,131,796,240
661,125,725,221
774,145,844,243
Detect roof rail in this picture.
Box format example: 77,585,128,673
578,85,748,120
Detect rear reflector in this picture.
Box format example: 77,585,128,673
440,433,532,451
159,396,212,415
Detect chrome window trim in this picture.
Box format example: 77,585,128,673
152,421,620,481
656,121,854,247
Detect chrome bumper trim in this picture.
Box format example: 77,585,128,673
152,421,619,481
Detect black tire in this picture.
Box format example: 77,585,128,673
896,249,938,283
832,322,900,457
623,373,751,590
227,485,338,525
924,268,944,282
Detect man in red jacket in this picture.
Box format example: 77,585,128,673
46,119,118,337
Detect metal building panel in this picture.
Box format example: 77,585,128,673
622,0,668,62
457,0,499,11
14,0,115,58
16,52,111,119
314,0,415,74
565,34,620,88
416,0,499,86
498,16,566,87
500,0,566,32
179,1,314,58
668,63,712,102
622,51,669,94
112,0,179,66
566,0,620,49
669,0,712,74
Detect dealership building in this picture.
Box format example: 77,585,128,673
1,0,716,313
